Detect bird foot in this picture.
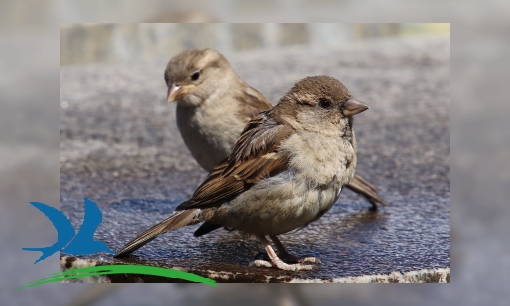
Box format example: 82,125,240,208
254,252,321,265
252,235,320,271
281,254,322,264
296,256,322,264
249,258,317,271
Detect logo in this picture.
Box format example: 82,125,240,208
20,199,216,288
23,198,115,263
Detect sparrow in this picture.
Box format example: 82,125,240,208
164,48,385,210
116,76,370,271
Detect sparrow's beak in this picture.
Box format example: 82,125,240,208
167,84,195,103
343,98,369,116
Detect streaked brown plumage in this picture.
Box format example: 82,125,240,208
164,48,385,210
116,76,370,271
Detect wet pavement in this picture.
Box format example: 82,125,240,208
60,36,450,282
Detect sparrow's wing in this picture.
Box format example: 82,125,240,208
235,86,273,121
176,110,293,210
117,111,292,256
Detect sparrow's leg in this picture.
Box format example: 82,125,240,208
346,175,387,211
269,235,321,264
249,235,316,271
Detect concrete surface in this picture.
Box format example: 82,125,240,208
60,36,450,283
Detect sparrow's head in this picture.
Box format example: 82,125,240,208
164,48,235,107
277,76,369,133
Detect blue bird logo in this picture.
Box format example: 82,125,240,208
23,198,116,263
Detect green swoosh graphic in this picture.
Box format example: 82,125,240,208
18,264,217,289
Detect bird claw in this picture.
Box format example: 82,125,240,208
255,252,321,265
249,259,274,268
280,253,322,265
249,257,319,271
297,256,321,264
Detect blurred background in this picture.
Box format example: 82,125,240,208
1,0,508,305
59,23,448,66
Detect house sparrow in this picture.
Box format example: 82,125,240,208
164,48,385,210
116,76,370,271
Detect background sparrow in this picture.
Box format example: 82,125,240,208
164,48,385,210
116,76,370,271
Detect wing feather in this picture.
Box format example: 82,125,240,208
235,85,273,120
176,110,293,210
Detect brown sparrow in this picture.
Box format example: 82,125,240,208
164,48,385,210
116,76,370,271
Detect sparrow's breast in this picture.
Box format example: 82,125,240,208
176,99,244,172
211,132,354,236
283,131,356,187
211,168,342,236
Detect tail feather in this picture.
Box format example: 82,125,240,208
114,209,203,258
346,175,387,206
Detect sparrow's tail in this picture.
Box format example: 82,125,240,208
114,209,203,258
346,175,387,209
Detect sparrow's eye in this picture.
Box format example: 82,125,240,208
318,98,331,108
191,71,200,81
